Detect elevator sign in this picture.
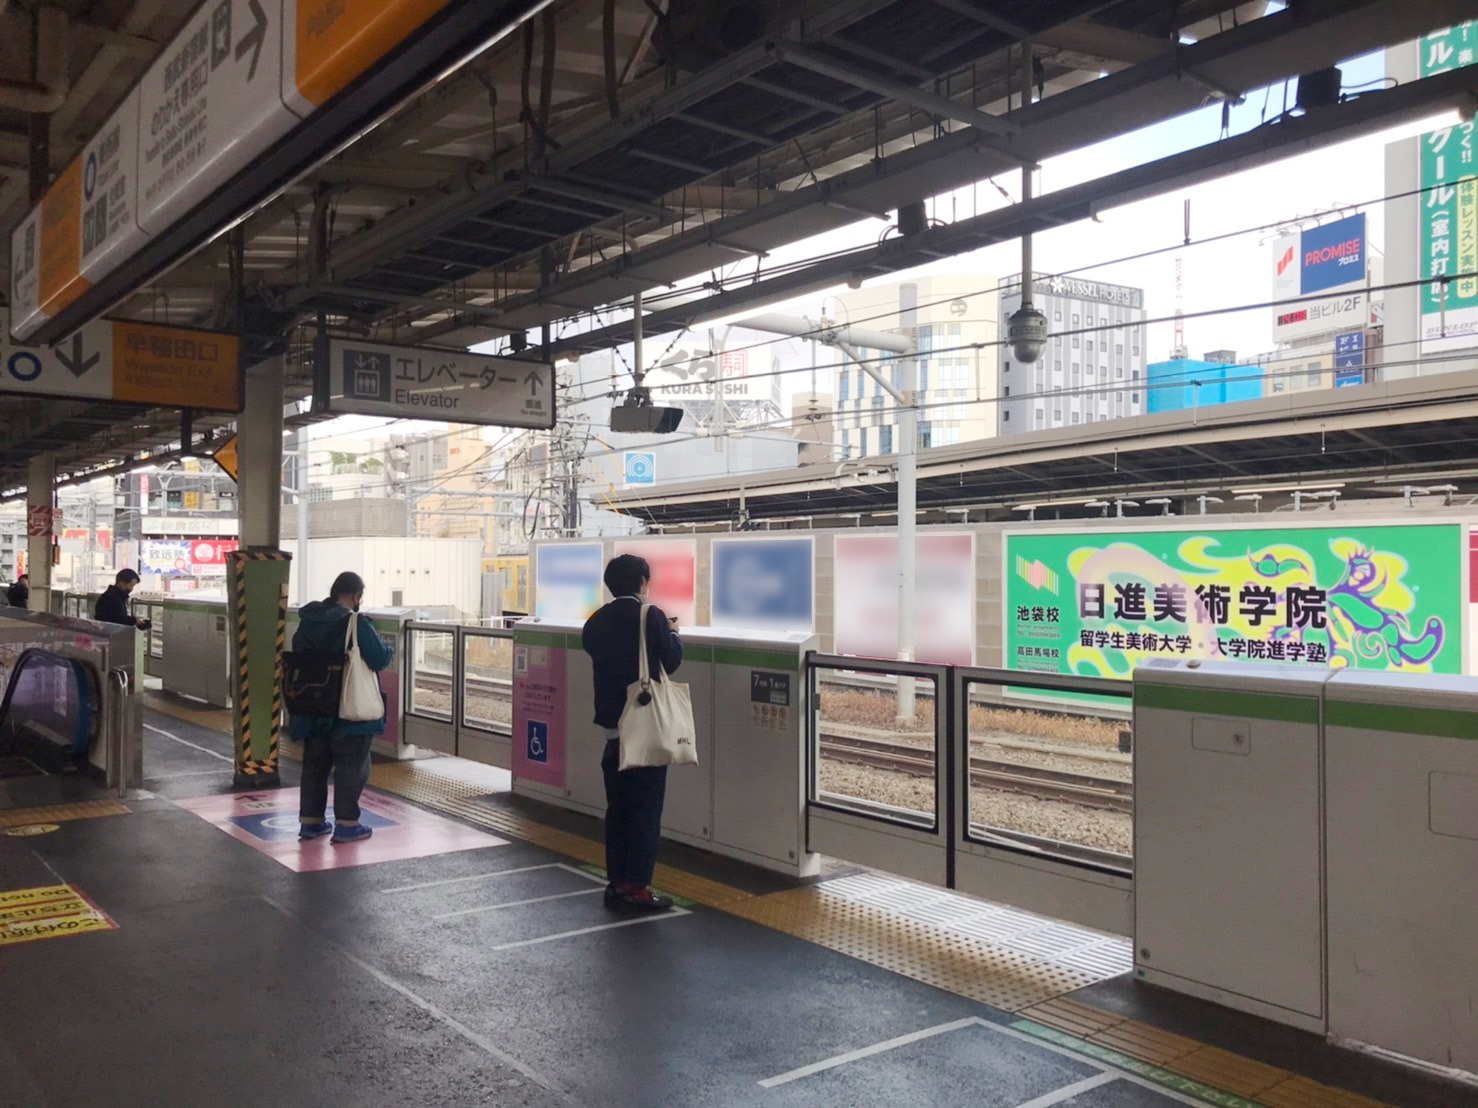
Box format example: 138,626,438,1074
326,338,555,428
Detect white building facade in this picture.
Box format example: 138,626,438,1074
998,274,1148,434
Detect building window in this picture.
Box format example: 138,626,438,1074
1072,335,1080,349
1003,386,1010,396
1054,359,1062,374
1072,412,1080,424
1273,378,1286,393
1003,360,1011,374
948,322,962,336
860,428,869,454
1053,408,1063,422
1035,410,1044,424
1116,343,1124,357
1306,362,1322,386
839,372,849,402
880,425,893,453
1003,411,1011,422
1132,392,1140,404
842,430,851,455
920,362,930,392
872,394,884,411
1072,313,1080,325
1054,308,1062,322
1117,366,1125,378
919,423,933,447
1086,340,1094,354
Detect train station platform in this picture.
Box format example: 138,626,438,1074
0,695,1464,1108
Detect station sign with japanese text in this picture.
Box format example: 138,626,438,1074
8,0,513,344
0,308,240,411
327,338,554,429
1005,525,1461,682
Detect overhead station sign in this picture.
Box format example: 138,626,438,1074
8,0,472,344
326,338,555,428
0,308,240,410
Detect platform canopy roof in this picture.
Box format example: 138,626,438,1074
2,0,1478,494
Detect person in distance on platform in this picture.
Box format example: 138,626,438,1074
291,572,394,845
6,574,27,608
583,554,683,914
95,569,151,630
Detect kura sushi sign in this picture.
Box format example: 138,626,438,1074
1005,524,1461,681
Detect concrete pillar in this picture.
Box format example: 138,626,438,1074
238,356,284,548
26,454,53,612
231,356,288,788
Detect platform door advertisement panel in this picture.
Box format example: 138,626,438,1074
534,543,603,620
1005,524,1462,683
512,641,566,789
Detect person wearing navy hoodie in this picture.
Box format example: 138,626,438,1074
582,554,683,913
290,572,394,844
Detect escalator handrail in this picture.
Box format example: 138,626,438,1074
0,648,102,757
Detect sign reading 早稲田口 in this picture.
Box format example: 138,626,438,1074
1005,525,1461,682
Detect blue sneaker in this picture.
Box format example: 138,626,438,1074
298,821,333,841
331,823,373,845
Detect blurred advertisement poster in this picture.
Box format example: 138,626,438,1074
612,539,696,626
710,537,814,632
833,533,976,666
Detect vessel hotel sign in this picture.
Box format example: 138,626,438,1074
1299,214,1366,295
327,338,555,430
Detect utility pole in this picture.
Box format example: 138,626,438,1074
743,312,919,722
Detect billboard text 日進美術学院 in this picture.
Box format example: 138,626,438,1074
710,537,814,632
534,543,604,620
1005,524,1460,682
1299,213,1366,296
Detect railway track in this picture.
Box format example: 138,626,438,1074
819,733,1133,814
415,672,1131,813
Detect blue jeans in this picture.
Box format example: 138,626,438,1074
299,728,374,823
601,739,668,888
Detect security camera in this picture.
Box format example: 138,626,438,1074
1007,305,1048,363
610,386,684,434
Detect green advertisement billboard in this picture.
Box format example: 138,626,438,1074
1006,525,1462,681
1420,23,1478,352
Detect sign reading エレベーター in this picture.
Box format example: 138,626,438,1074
326,338,554,429
1006,525,1461,681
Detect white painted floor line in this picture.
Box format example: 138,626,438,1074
758,1018,980,1088
554,863,610,885
485,907,691,952
144,722,234,763
147,768,229,781
1013,1072,1119,1108
434,887,604,920
262,896,582,1107
381,863,563,895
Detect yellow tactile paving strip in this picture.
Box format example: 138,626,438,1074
0,799,130,828
725,885,1103,1011
142,691,233,731
1019,998,1388,1107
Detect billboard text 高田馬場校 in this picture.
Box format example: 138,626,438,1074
1005,525,1460,681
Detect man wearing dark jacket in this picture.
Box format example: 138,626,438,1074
95,569,148,628
6,574,27,609
290,572,394,844
582,554,683,913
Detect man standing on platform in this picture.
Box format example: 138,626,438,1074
582,554,682,913
95,569,150,630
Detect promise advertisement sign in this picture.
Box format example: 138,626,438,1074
1005,525,1460,680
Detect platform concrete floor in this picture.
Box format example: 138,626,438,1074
0,711,1467,1107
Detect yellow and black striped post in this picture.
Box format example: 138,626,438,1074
228,549,292,788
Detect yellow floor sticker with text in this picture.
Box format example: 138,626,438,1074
0,884,116,946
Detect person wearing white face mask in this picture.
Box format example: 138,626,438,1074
582,554,683,913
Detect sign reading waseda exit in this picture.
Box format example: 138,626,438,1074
1005,525,1461,681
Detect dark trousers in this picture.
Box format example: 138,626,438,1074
601,739,668,889
299,729,375,823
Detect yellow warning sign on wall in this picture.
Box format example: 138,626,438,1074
0,883,116,947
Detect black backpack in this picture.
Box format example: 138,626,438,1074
283,627,345,717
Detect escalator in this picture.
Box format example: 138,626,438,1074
0,649,103,775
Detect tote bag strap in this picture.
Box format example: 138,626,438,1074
636,603,652,690
344,611,358,657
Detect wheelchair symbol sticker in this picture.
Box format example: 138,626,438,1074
526,720,549,764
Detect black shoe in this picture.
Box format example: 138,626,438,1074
613,888,674,913
603,884,621,910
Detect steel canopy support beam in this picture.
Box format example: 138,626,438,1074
774,43,1021,140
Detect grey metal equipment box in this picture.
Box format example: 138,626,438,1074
1324,671,1478,1075
1133,660,1329,1033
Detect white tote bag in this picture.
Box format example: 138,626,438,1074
339,612,385,723
617,604,698,769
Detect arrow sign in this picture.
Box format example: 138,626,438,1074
235,0,268,82
524,368,545,395
55,334,100,378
